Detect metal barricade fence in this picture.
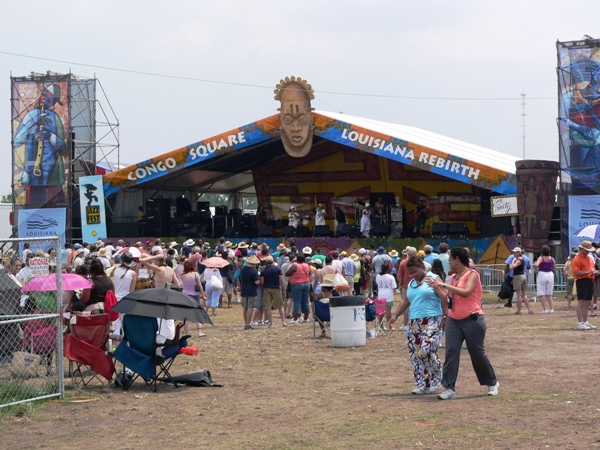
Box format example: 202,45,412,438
475,263,567,300
0,236,64,409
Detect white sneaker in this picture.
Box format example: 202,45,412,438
426,384,441,394
547,309,554,314
249,321,259,326
288,318,299,324
398,325,408,331
578,322,591,330
585,322,597,330
411,387,427,395
540,309,548,314
488,381,500,396
297,317,305,324
437,388,457,400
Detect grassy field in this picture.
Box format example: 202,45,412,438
2,293,599,449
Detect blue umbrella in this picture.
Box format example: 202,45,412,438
573,224,600,241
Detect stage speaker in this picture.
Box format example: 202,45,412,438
176,197,192,214
215,205,228,216
258,226,274,237
212,216,227,238
447,223,470,237
296,226,311,237
197,201,210,211
224,226,244,238
390,206,403,222
431,222,449,236
146,198,171,235
339,224,354,236
390,222,403,237
314,225,333,237
371,224,390,237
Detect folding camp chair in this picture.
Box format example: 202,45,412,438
64,313,115,387
113,314,185,392
364,298,376,335
312,299,331,339
21,312,57,375
373,298,388,336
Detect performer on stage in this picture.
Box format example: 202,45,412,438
288,205,300,228
360,203,372,237
314,203,326,226
374,196,387,224
335,206,346,232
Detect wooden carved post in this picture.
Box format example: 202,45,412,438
515,160,560,252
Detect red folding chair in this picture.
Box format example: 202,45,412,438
373,298,387,336
64,313,115,387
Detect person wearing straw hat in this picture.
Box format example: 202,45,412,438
505,247,533,315
261,256,288,328
389,249,400,293
240,254,261,329
572,240,599,330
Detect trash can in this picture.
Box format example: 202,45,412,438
329,296,366,347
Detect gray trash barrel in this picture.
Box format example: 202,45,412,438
329,296,366,347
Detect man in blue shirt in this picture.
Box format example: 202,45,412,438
260,256,287,328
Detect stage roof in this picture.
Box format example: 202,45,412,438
103,111,519,197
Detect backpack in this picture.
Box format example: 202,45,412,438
104,290,119,321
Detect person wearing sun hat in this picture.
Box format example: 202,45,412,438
504,246,532,312
240,254,261,329
572,240,599,330
389,249,400,291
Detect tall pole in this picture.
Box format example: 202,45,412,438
521,92,527,159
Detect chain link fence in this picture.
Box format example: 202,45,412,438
0,236,64,409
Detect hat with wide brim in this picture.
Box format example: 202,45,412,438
184,239,195,246
247,255,260,265
579,241,595,252
389,250,399,257
512,247,523,253
350,254,360,261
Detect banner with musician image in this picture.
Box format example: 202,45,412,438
11,76,70,207
79,175,107,243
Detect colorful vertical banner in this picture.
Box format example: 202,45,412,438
17,207,66,252
79,175,107,242
568,195,600,250
11,76,70,207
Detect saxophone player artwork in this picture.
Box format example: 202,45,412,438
12,81,69,206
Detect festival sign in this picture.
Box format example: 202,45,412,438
79,175,107,242
569,195,600,251
313,113,517,195
17,207,66,253
103,115,280,196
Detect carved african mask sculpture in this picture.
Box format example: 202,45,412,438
274,76,314,157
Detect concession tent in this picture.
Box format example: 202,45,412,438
103,111,519,237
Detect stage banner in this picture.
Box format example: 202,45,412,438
79,175,107,242
11,76,70,207
17,207,66,253
313,113,517,195
103,115,280,196
568,195,600,250
557,40,600,193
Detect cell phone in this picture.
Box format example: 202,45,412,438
470,312,479,321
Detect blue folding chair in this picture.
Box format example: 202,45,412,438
113,315,187,392
313,299,331,339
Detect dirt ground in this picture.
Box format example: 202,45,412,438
3,294,600,449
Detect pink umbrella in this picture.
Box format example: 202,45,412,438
201,257,231,269
21,273,93,292
114,246,150,261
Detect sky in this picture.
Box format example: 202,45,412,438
1,0,599,198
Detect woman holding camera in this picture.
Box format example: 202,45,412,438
389,256,447,395
428,247,499,400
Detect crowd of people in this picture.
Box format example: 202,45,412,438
10,233,592,400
